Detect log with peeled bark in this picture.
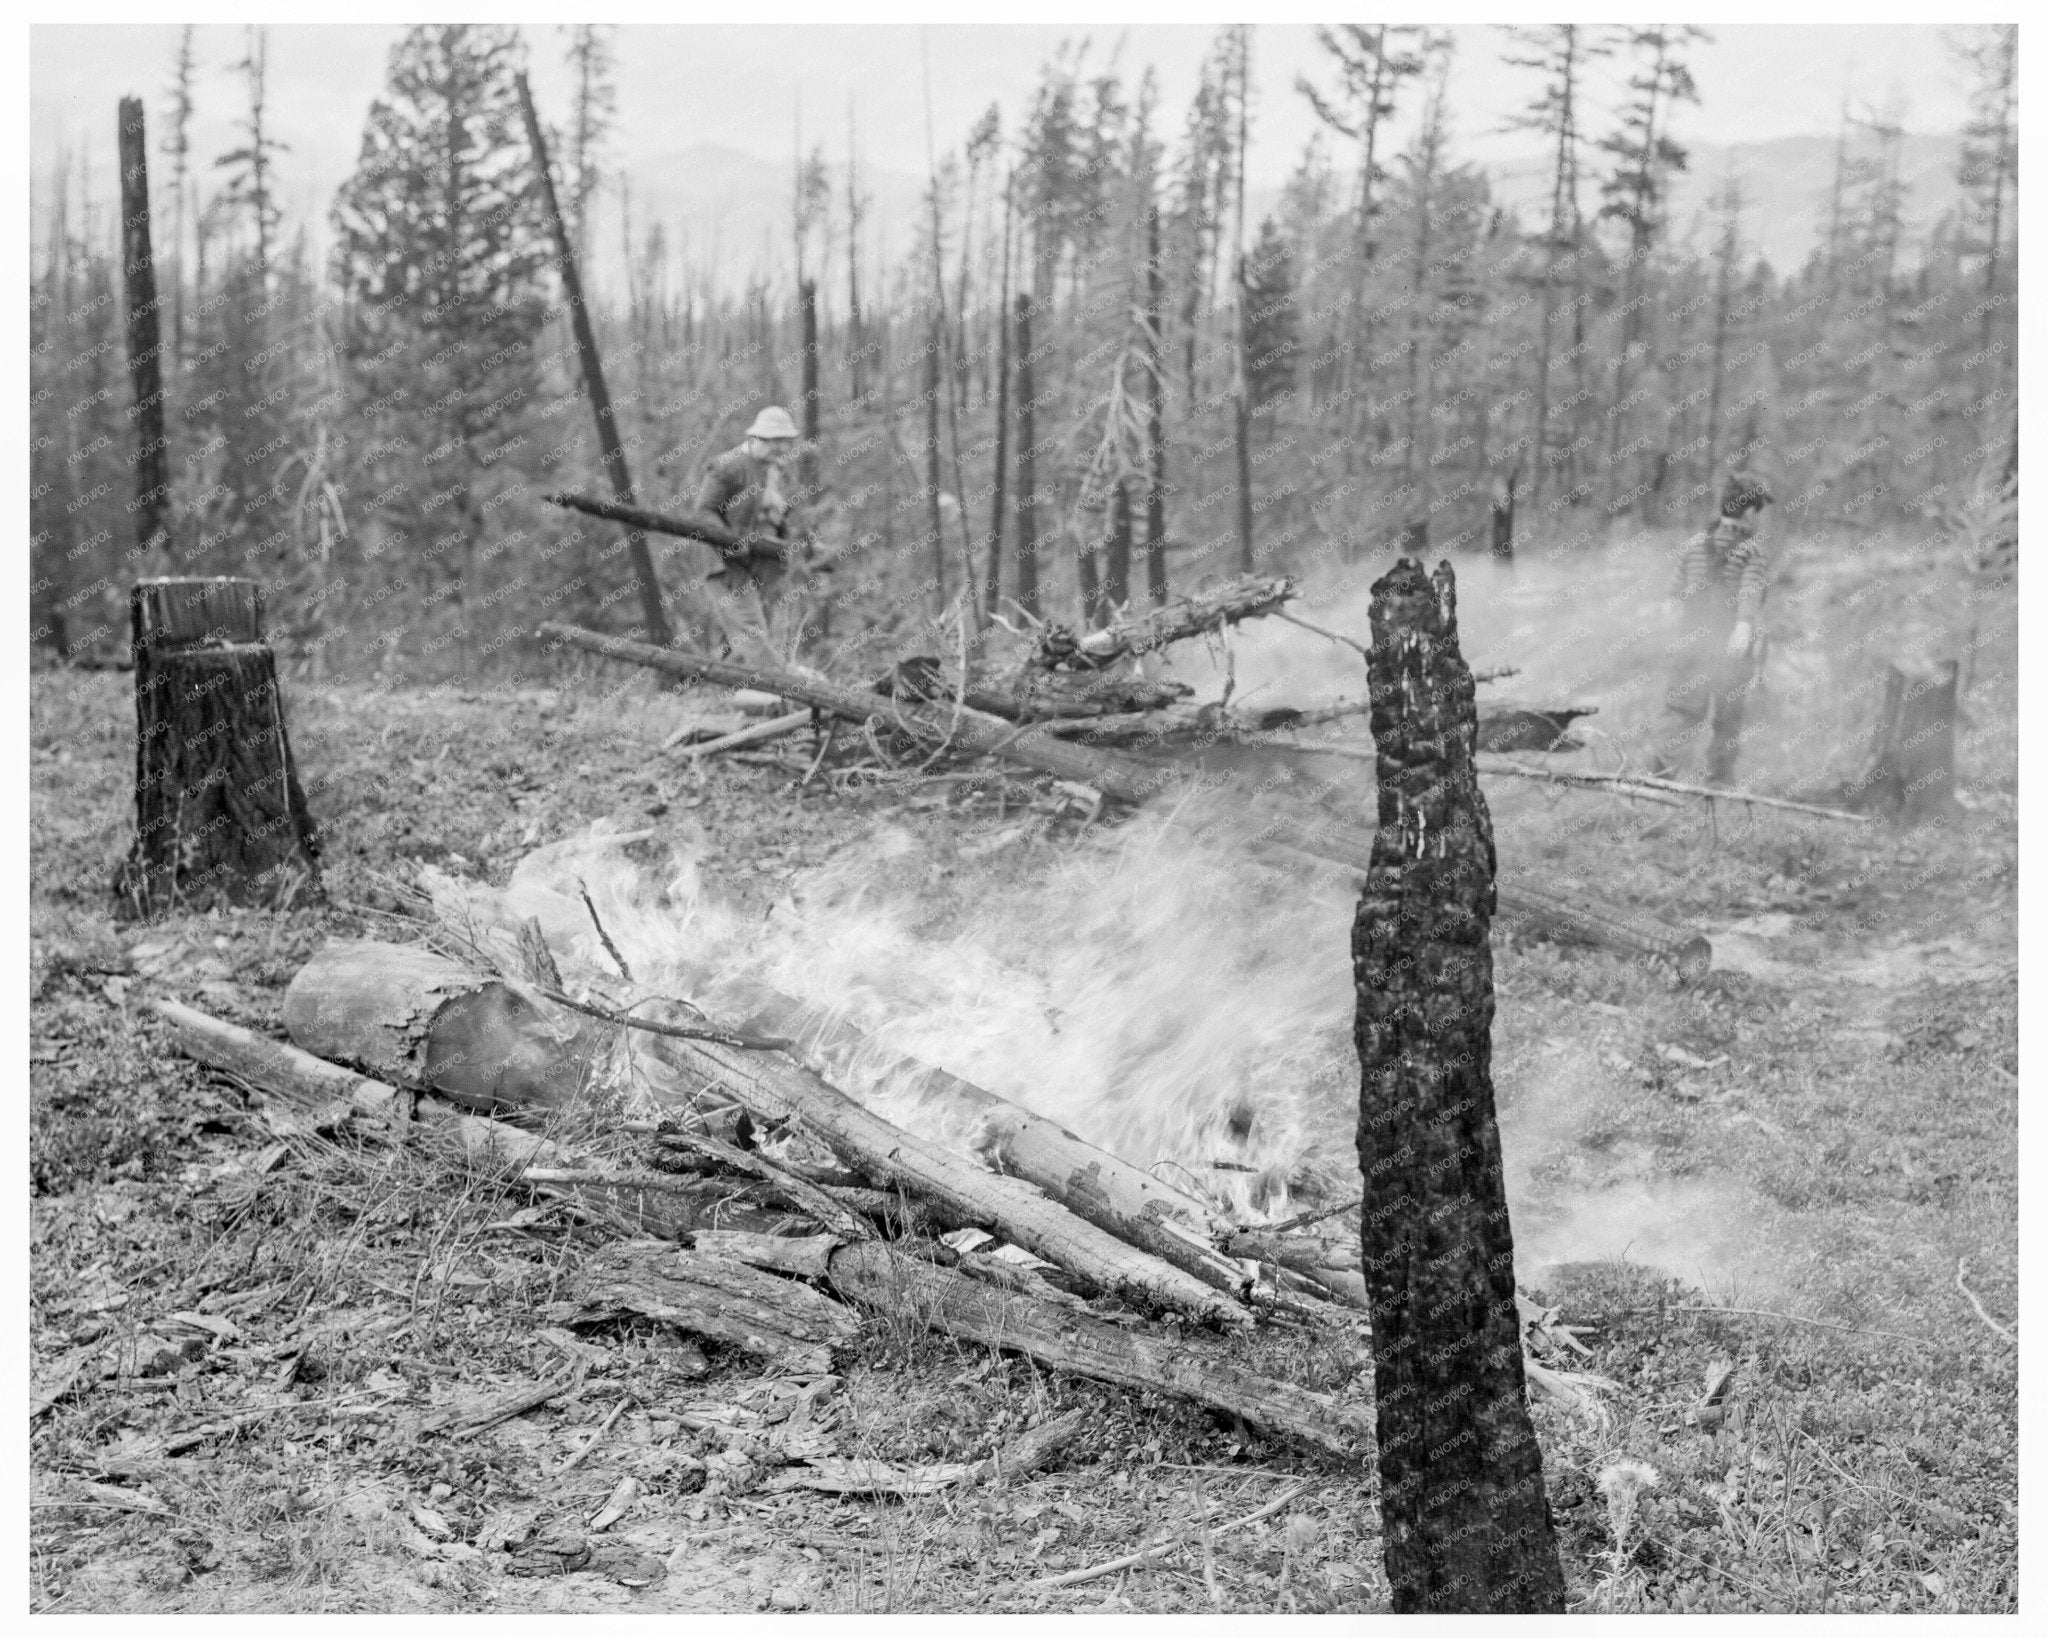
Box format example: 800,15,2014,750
149,997,724,1237
636,1014,1251,1328
639,960,1250,1300
282,940,609,1115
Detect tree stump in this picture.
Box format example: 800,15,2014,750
1840,659,1959,826
114,577,323,919
1352,557,1565,1614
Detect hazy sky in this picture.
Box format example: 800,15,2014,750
32,20,1976,224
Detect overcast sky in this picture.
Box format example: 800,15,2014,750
32,20,1976,227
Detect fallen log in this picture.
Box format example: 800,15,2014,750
283,940,608,1114
563,1238,861,1375
543,622,1714,978
150,996,737,1238
636,1012,1251,1328
711,1234,1368,1460
543,490,742,556
537,622,1179,806
1025,573,1295,670
1479,754,1871,825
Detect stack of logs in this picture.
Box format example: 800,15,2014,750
155,932,1386,1460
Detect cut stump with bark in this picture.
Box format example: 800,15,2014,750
1838,659,1959,826
114,578,322,919
1352,558,1565,1614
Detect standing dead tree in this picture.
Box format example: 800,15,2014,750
1351,557,1565,1613
117,95,172,560
514,70,674,648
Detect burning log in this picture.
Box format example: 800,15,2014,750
282,941,607,1115
641,962,1250,1299
113,578,323,919
636,1016,1252,1328
1351,558,1565,1613
1020,572,1295,671
279,938,1246,1327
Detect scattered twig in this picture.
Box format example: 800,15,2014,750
1025,1480,1308,1590
1259,1196,1364,1236
532,984,792,1053
672,709,809,758
420,1363,588,1437
558,1395,636,1476
1272,608,1371,662
576,881,634,981
1614,1304,1924,1344
1955,1258,2015,1343
1477,758,1871,824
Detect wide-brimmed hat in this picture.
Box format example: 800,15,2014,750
746,406,800,441
1722,469,1774,511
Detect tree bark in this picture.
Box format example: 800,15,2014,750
798,276,820,493
117,96,171,561
1102,479,1133,617
985,180,1013,616
514,71,673,647
1351,557,1565,1613
114,578,322,919
282,939,605,1115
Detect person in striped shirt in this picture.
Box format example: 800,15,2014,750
1651,469,1775,785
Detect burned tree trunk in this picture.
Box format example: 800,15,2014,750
1490,469,1517,564
118,96,171,560
1840,659,1958,826
114,578,322,919
798,276,820,490
1102,478,1133,617
1352,557,1565,1613
1144,199,1169,605
514,72,673,648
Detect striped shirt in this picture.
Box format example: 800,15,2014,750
1676,515,1770,624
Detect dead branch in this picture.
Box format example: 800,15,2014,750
1477,756,1873,824
1956,1258,2016,1343
1025,1481,1310,1589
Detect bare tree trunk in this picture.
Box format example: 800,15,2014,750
798,276,820,492
924,312,947,615
1144,199,1170,604
1013,294,1041,618
117,96,171,561
984,175,1014,615
1352,558,1565,1613
1102,479,1133,615
514,71,674,647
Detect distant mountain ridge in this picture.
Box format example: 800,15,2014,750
602,130,1967,301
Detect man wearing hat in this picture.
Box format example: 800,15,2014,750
693,406,805,652
1652,468,1776,785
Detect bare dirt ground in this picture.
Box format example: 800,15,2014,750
28,539,2018,1614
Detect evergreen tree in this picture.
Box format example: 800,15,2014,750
1242,214,1296,419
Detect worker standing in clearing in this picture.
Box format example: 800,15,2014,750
1651,469,1775,785
693,405,807,657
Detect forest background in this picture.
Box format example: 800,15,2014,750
28,21,2019,682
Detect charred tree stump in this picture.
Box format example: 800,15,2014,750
1841,659,1959,826
117,95,171,560
114,578,322,919
1352,557,1565,1614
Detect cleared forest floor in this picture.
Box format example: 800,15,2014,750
28,540,2018,1614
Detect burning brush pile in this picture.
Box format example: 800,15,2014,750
150,815,1610,1479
